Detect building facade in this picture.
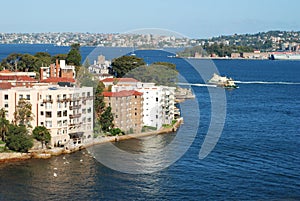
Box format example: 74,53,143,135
0,85,93,147
103,90,143,133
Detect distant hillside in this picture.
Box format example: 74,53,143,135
194,30,300,52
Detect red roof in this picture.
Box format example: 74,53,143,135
0,82,12,89
16,76,37,82
41,77,75,83
101,78,139,83
103,90,143,97
0,75,37,82
0,69,12,73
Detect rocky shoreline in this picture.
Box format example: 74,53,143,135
0,118,183,163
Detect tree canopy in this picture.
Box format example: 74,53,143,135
32,126,51,149
125,63,178,87
111,55,146,78
6,125,33,152
67,43,82,66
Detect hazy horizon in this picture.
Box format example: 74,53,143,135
1,0,300,38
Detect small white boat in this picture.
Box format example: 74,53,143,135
208,73,238,89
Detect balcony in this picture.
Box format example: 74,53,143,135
69,105,82,110
57,98,71,102
43,99,53,103
69,113,82,119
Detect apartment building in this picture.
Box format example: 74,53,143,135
0,85,93,147
110,82,176,130
135,83,175,129
103,90,143,133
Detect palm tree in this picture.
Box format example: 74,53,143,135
0,108,6,119
0,118,10,142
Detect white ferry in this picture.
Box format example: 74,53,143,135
208,73,238,89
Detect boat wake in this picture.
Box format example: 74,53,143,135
235,81,300,85
178,83,217,88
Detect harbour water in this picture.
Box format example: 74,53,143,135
0,45,299,200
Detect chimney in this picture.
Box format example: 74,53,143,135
39,68,43,81
56,59,60,78
50,64,54,78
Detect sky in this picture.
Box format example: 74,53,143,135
1,0,300,38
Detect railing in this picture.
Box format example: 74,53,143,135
69,105,82,110
69,113,82,119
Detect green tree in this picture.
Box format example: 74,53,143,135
51,54,68,63
0,118,10,142
99,106,114,133
111,55,146,78
0,108,6,119
0,110,10,142
6,125,33,152
125,64,178,87
32,126,51,149
94,81,106,119
76,66,98,90
152,62,177,71
67,43,82,66
83,58,90,68
14,99,34,127
35,52,52,67
110,128,123,136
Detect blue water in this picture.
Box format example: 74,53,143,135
0,46,300,200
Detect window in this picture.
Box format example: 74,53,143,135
45,103,52,110
4,94,8,100
46,95,51,101
63,110,67,117
87,108,91,113
45,121,52,128
26,95,30,100
4,103,8,108
46,112,52,118
82,109,86,114
40,111,44,115
57,111,62,117
87,118,91,122
156,97,159,102
87,92,90,97
19,94,23,99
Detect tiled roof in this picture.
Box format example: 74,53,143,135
0,75,37,82
0,69,13,73
40,77,75,83
0,82,12,89
101,78,139,83
103,90,143,97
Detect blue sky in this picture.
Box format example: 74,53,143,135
1,0,300,38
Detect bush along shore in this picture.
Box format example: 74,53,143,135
0,118,183,163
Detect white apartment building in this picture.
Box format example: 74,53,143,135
111,82,176,129
0,85,93,147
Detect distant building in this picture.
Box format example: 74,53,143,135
88,55,113,80
40,60,76,81
103,90,143,133
0,85,93,147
